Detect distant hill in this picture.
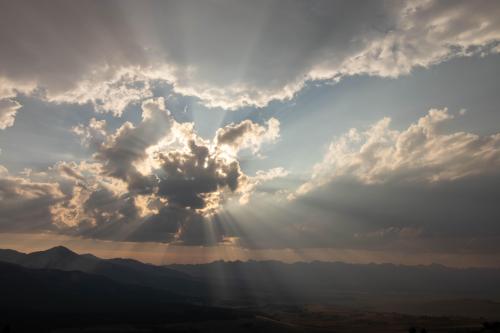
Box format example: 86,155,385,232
0,246,203,298
167,260,500,303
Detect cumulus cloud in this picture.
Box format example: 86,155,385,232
296,108,500,195
0,98,286,244
93,98,172,191
215,118,280,155
157,140,242,213
1,1,499,112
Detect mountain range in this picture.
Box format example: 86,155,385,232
2,246,500,310
0,246,204,298
2,246,500,332
168,260,500,302
2,247,500,303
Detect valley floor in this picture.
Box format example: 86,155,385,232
35,305,495,333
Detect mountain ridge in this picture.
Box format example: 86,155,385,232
2,246,500,305
0,246,202,298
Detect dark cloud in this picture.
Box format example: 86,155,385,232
83,189,139,227
294,172,500,252
128,206,181,242
93,98,172,192
127,206,223,245
211,169,500,255
215,118,280,153
157,140,241,210
0,175,63,232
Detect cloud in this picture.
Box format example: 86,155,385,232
93,98,172,192
287,172,500,252
0,0,146,98
2,99,499,253
48,69,155,116
0,99,22,129
1,1,499,112
354,226,423,241
296,108,500,195
72,118,108,151
156,140,242,213
217,161,500,253
238,167,289,204
215,118,280,155
1,98,286,245
309,0,500,79
0,173,64,232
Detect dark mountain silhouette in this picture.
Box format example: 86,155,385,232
2,247,500,307
0,246,202,297
0,260,180,312
0,260,250,333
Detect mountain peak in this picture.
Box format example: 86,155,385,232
38,246,77,256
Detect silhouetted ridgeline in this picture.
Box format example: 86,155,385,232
0,260,180,312
167,260,500,301
2,247,500,305
0,250,249,332
0,246,204,298
2,247,500,302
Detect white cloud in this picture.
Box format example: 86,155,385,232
296,108,500,195
215,117,280,155
0,99,22,129
47,68,155,116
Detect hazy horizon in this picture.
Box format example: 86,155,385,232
2,234,500,269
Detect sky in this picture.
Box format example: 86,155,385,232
1,0,500,267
